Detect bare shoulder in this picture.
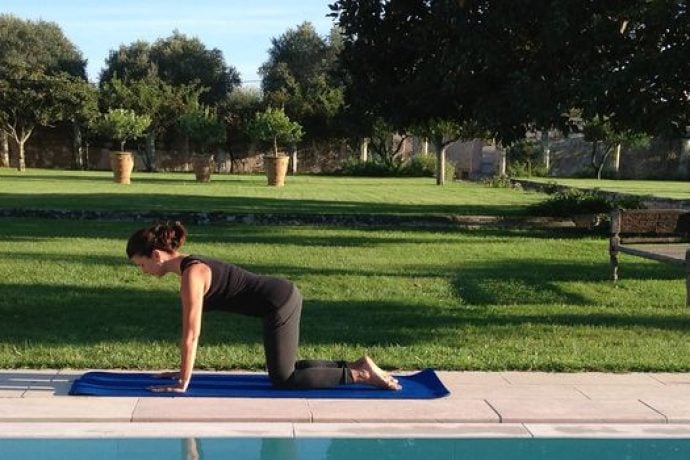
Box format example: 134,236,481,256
181,261,212,291
183,261,211,277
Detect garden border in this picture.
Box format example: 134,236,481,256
0,207,578,230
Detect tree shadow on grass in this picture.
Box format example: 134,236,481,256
0,216,608,257
449,258,685,307
0,192,533,217
3,275,690,357
0,283,458,349
0,172,258,185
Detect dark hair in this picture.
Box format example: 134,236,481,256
126,222,187,258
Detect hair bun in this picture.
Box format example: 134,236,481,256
170,221,187,249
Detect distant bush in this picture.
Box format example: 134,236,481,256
507,161,548,178
528,188,645,216
481,174,514,188
337,159,401,176
337,154,455,181
507,140,548,177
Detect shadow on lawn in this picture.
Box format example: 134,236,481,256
0,191,531,217
449,258,685,307
2,250,689,357
0,282,459,349
0,214,605,252
0,173,251,185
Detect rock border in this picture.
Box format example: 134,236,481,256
0,207,581,230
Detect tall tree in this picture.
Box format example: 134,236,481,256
99,32,241,169
218,87,263,173
0,14,89,171
331,1,688,182
99,41,155,85
100,75,199,171
260,22,344,143
583,116,650,180
150,30,241,106
589,2,690,138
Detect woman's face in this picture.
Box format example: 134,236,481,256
131,253,164,277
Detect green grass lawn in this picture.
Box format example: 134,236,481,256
2,217,689,372
522,177,690,200
0,168,545,216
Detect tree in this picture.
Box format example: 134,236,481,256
580,2,690,139
583,116,650,180
63,78,98,170
0,15,89,171
218,87,262,173
331,1,686,183
99,41,155,85
364,118,408,169
330,1,483,185
247,107,303,157
99,32,241,169
92,108,151,152
260,23,344,143
100,74,200,170
150,30,241,106
177,106,226,156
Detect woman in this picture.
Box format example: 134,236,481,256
126,222,401,393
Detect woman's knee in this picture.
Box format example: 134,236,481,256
269,370,295,388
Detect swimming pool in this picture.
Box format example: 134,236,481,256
1,437,690,460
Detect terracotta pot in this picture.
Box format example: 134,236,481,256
263,155,289,186
193,156,213,183
109,151,134,184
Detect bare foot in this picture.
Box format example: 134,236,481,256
351,356,402,390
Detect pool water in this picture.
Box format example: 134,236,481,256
1,437,689,460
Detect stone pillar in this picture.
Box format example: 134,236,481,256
291,144,298,175
0,130,9,167
497,146,507,176
679,136,690,179
541,130,550,171
611,143,621,174
421,137,429,156
360,138,369,162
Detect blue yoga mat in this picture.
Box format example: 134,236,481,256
69,368,449,399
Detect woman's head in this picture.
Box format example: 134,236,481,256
126,222,187,259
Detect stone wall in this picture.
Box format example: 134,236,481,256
4,125,354,173
4,123,687,180
535,132,683,179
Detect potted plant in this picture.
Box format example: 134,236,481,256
92,108,151,184
247,107,303,186
177,106,226,182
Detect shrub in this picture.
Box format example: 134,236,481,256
337,154,455,181
177,106,226,156
528,188,645,216
507,140,548,177
92,108,151,151
246,107,303,157
337,158,402,177
507,161,548,178
482,174,514,188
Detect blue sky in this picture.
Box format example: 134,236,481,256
2,0,335,86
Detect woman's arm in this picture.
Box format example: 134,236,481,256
150,263,210,392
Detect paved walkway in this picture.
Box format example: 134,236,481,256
3,369,690,438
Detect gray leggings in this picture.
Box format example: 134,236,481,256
262,287,353,388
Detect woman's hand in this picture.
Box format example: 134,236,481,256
153,371,180,379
